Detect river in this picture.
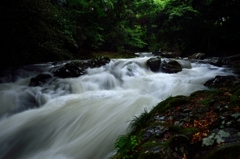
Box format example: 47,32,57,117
0,56,233,159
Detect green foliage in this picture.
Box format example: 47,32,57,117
154,0,168,7
1,0,240,68
123,27,147,49
150,0,240,54
154,0,201,52
114,135,139,159
129,108,150,133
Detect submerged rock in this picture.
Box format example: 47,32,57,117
29,73,53,86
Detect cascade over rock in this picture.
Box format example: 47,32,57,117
161,60,182,73
29,73,53,87
146,56,161,72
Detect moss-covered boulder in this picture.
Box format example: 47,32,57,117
112,77,240,159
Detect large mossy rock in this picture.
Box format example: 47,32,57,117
112,79,240,159
161,60,182,73
146,57,161,72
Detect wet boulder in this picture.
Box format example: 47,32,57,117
89,56,111,67
29,73,53,86
147,56,161,72
188,53,206,60
53,61,86,78
210,57,229,67
53,57,111,78
161,60,182,73
204,75,238,88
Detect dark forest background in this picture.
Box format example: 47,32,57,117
1,0,239,68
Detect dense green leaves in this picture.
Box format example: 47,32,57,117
1,0,239,68
151,0,240,55
65,0,150,53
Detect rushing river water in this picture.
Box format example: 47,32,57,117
0,57,233,159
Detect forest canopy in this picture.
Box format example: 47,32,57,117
0,0,239,68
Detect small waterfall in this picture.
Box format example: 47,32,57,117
0,57,234,159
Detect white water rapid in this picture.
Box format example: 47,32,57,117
0,57,233,159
